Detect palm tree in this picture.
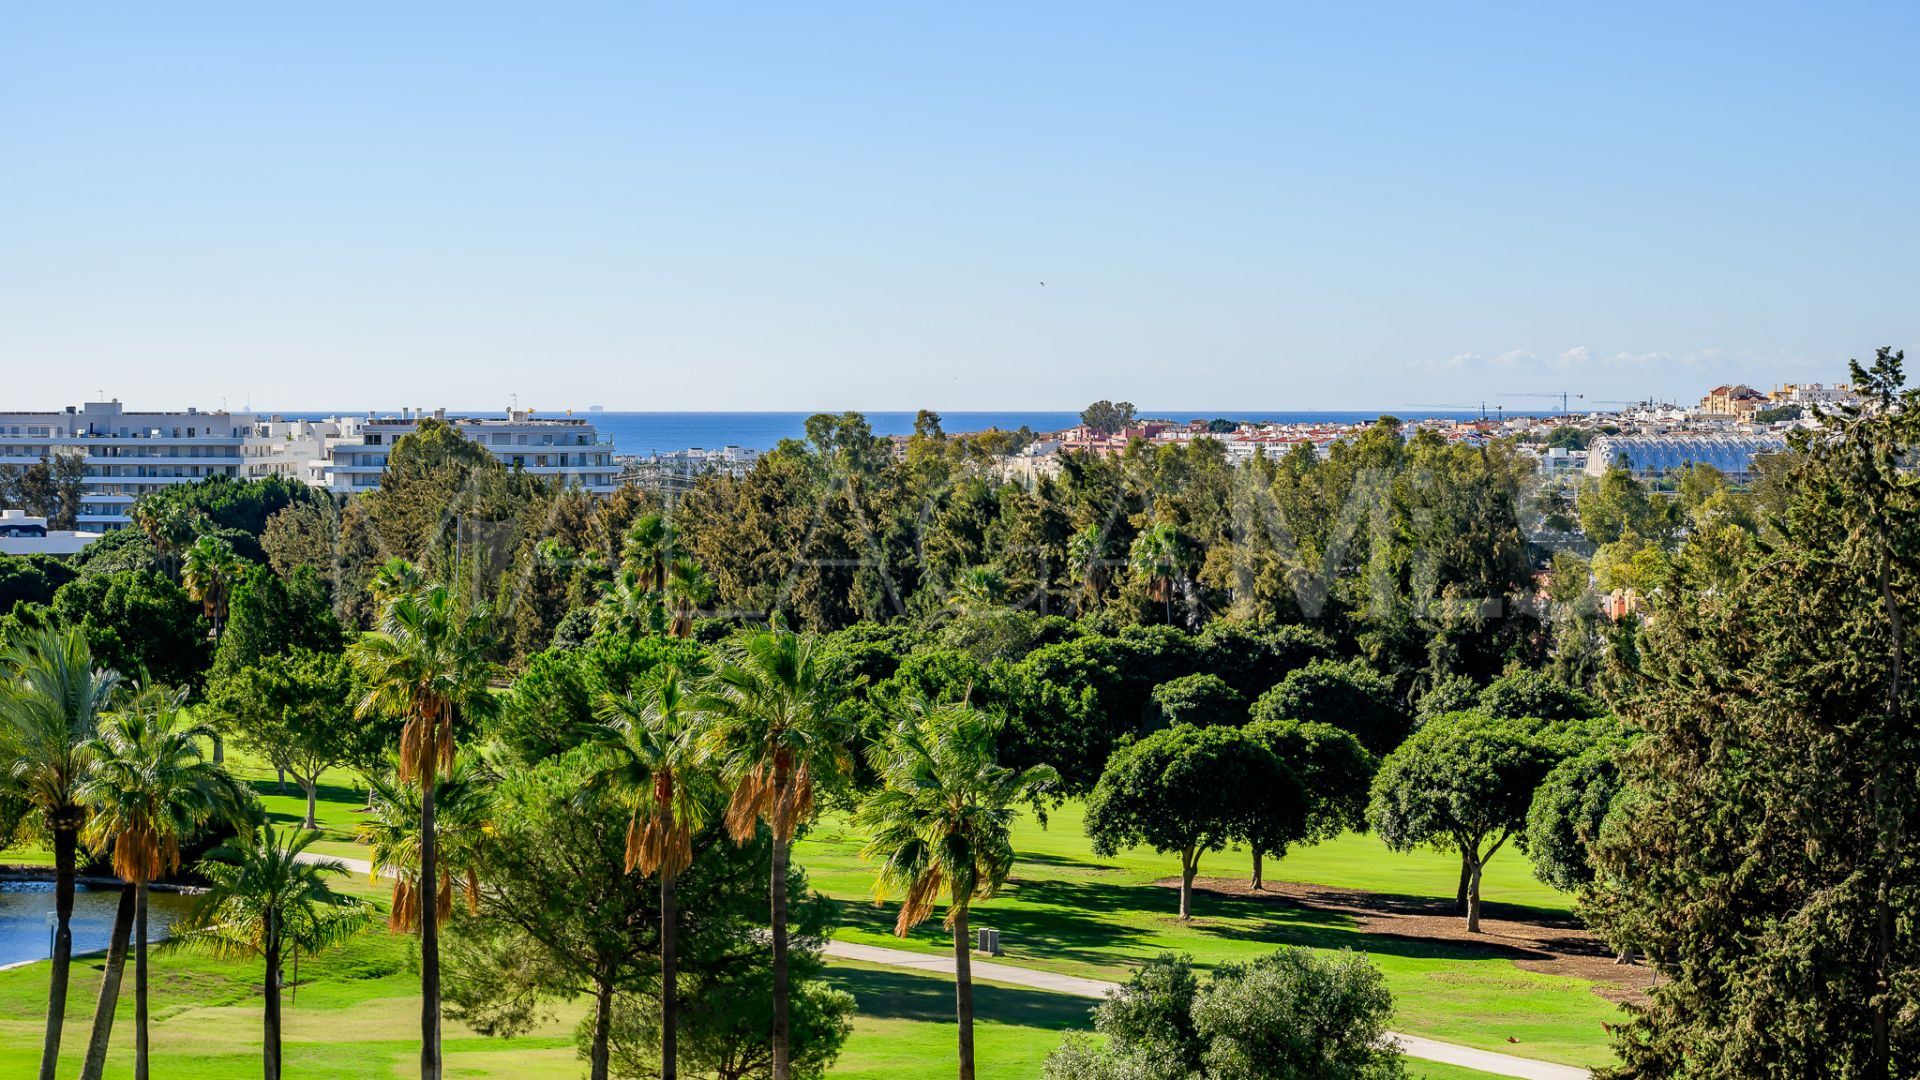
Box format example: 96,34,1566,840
622,512,676,592
76,690,247,1080
589,666,712,1080
943,566,1005,619
595,566,663,639
1128,523,1185,625
131,500,195,578
76,889,134,1080
0,625,121,1080
1066,525,1108,615
855,698,1058,1080
182,532,246,763
370,557,430,608
175,827,371,1080
181,534,244,639
355,759,493,935
662,556,713,639
700,621,852,1080
350,581,501,1080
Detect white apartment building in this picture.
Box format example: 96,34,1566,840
318,408,620,494
1770,382,1858,407
649,444,760,480
242,415,365,486
0,401,621,529
0,401,255,530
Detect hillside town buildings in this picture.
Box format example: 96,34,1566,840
1699,384,1770,419
0,375,1862,529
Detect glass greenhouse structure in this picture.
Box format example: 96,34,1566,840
1584,434,1788,480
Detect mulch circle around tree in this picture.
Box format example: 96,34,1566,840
1156,876,1656,1004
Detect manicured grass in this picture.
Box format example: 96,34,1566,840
5,761,1620,1072
0,938,1522,1080
0,930,581,1079
825,960,1095,1079
0,748,372,869
799,801,1622,1070
825,958,1513,1080
218,747,376,863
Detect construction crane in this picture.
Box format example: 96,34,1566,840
1407,400,1494,420
1501,391,1584,415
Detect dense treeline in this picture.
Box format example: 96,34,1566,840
7,362,1920,1078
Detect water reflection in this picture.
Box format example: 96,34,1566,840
0,881,195,967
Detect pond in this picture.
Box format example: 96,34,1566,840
0,881,195,968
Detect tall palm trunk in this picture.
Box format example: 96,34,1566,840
264,918,282,1080
770,835,791,1080
79,887,136,1080
420,773,442,1080
41,821,79,1080
952,904,975,1080
135,881,151,1080
662,872,678,1080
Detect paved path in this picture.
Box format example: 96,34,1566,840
300,851,375,876
824,939,1592,1080
296,852,1590,1079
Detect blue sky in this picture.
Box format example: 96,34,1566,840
3,3,1915,411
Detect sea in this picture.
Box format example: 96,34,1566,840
276,410,1491,459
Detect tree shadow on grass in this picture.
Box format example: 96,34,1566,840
1172,884,1585,965
836,872,1560,970
1015,850,1112,873
831,877,1166,973
823,963,1095,1032
248,776,369,831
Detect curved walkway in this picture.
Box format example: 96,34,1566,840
824,939,1593,1080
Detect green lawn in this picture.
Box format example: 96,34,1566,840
4,756,1621,1073
1,748,373,868
0,931,582,1079
0,942,1512,1079
800,802,1622,1070
825,959,1510,1080
217,748,377,864
826,960,1095,1079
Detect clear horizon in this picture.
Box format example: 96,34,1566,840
3,4,1914,409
